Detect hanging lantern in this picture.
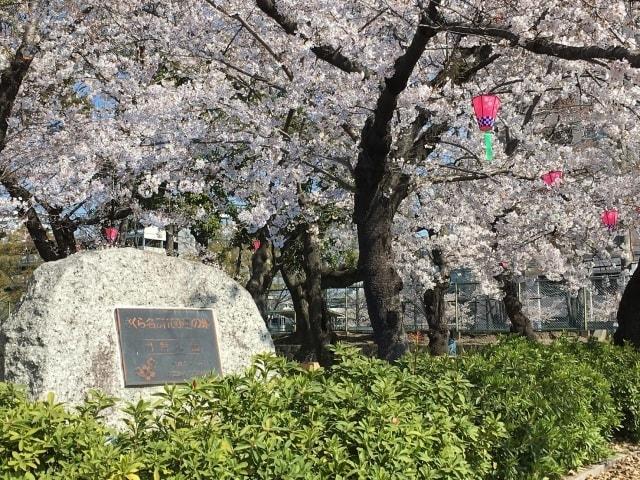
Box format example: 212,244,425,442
104,227,119,244
541,170,563,187
601,209,619,230
472,94,501,162
251,239,261,251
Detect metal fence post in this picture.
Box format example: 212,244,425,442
536,280,542,326
355,285,360,329
589,287,593,326
583,288,588,335
344,288,348,334
455,282,460,337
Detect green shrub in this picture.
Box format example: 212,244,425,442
465,339,618,480
0,348,501,479
1,339,638,480
406,337,620,480
557,338,640,441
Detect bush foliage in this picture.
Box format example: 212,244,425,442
0,338,639,479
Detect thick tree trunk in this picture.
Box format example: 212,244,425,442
352,6,441,361
281,266,311,344
614,266,640,347
301,225,333,365
281,226,334,365
499,275,536,340
356,213,407,361
234,247,242,279
423,280,449,356
245,238,275,321
0,30,35,150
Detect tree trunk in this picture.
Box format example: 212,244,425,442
614,266,640,347
356,212,407,361
281,227,334,365
49,213,77,258
24,208,63,261
234,247,242,279
281,264,334,364
281,266,311,346
423,280,449,355
301,224,333,365
245,238,275,321
165,225,175,256
422,248,450,355
352,6,441,361
499,275,536,340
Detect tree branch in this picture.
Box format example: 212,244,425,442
255,0,372,77
321,266,361,288
301,159,355,192
204,0,294,81
432,22,640,67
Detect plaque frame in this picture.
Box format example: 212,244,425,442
114,306,223,387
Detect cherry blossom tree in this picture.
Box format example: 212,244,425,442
4,0,640,359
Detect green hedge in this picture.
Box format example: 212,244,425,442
0,338,638,480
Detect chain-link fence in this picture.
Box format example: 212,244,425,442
266,273,628,335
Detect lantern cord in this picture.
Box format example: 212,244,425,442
484,132,493,162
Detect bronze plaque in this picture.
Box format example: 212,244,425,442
115,307,222,387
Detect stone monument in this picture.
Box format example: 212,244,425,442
0,248,274,408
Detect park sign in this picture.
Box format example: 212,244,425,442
2,249,274,423
115,307,223,387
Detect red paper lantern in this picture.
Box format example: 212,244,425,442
601,209,619,230
104,227,119,244
541,170,563,187
251,239,261,251
472,94,501,131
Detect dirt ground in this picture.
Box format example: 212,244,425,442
587,455,640,479
585,443,640,480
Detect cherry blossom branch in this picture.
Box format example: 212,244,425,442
203,0,294,81
430,22,640,67
300,159,355,192
215,57,287,92
254,0,372,78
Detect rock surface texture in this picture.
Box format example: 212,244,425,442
0,248,274,408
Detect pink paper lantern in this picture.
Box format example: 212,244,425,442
472,94,501,131
252,239,261,251
104,227,119,244
541,170,563,187
601,209,619,230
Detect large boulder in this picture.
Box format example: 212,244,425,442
0,248,274,408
